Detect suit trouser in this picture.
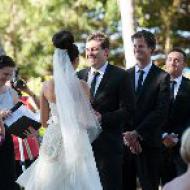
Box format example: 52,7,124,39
94,150,122,190
123,146,161,190
123,147,136,190
137,147,161,190
161,147,187,185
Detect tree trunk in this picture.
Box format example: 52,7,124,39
0,37,5,55
162,0,182,53
118,0,136,68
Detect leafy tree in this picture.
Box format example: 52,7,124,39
2,0,188,79
135,0,190,63
0,0,124,79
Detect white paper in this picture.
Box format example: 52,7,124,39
4,105,39,127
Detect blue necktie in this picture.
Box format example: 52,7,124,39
90,71,100,96
170,80,176,101
136,70,144,94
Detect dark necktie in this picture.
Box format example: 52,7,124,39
136,70,144,94
90,71,100,96
170,80,176,101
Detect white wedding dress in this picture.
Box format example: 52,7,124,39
17,48,102,190
17,102,102,190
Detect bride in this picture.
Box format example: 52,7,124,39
17,30,102,190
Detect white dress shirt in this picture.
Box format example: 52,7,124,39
87,62,108,95
171,75,182,99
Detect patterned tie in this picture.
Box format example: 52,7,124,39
170,80,176,101
90,71,100,96
136,70,144,95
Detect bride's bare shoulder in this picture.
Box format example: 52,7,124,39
42,79,54,92
80,80,90,98
42,79,55,101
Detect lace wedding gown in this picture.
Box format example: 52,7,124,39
17,102,102,190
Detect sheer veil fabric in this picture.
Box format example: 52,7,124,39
17,48,102,190
53,48,102,183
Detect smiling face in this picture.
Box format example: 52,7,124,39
133,37,152,68
86,40,109,69
0,66,14,87
166,51,185,79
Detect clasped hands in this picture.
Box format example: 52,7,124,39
94,111,102,122
162,133,178,148
123,130,142,154
93,111,142,154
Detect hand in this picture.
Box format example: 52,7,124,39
162,134,178,148
0,118,5,145
0,110,12,119
129,140,142,155
123,131,135,147
123,130,139,145
123,131,142,154
94,111,102,122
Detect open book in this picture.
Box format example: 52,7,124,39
4,102,41,138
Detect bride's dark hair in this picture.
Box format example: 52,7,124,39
52,30,79,62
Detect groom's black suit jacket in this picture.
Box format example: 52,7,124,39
78,64,135,155
127,64,170,148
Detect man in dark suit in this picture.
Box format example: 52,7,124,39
78,31,135,190
161,48,190,185
123,30,170,190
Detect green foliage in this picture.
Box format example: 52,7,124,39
1,0,189,82
0,0,123,82
135,0,190,59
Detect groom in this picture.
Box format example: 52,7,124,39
78,31,135,190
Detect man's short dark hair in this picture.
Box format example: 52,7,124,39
87,31,109,49
168,48,187,62
131,30,156,51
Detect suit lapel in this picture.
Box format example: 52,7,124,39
94,64,112,99
171,77,187,112
174,77,186,102
136,64,157,102
128,67,135,91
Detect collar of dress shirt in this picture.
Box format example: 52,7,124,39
171,75,182,91
135,61,152,75
171,75,182,84
90,62,108,76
